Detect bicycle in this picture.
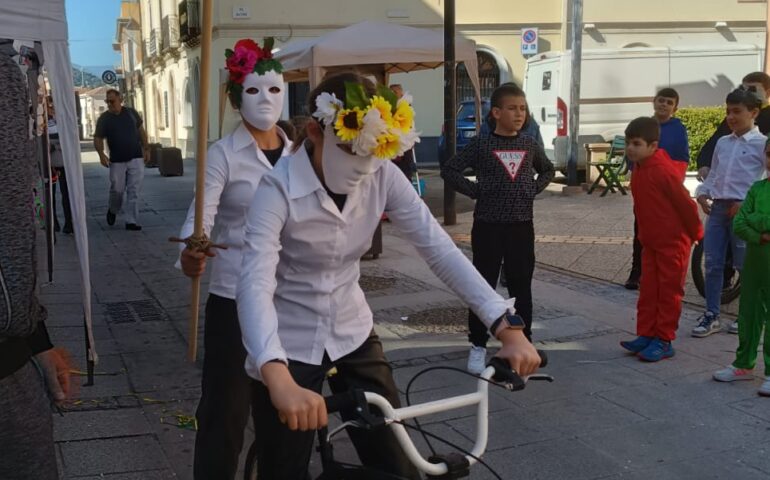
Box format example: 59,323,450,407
244,354,552,479
690,240,741,304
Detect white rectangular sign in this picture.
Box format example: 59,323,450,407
521,27,539,55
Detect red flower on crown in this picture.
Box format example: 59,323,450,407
226,39,274,84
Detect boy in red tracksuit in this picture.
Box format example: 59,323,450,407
620,117,703,362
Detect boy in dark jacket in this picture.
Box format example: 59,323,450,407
620,117,703,362
442,83,555,374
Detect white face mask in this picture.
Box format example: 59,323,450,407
321,126,377,194
239,71,284,131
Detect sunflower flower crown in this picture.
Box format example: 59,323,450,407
224,38,283,108
312,82,420,160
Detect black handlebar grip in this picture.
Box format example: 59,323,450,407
324,390,359,414
537,349,548,368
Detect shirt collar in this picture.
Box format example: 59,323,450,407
287,143,324,199
232,122,292,154
730,126,761,141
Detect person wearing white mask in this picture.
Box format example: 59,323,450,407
175,38,291,480
237,72,542,479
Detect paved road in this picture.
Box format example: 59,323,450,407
43,153,766,479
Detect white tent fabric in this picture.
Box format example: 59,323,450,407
274,20,482,101
0,1,97,362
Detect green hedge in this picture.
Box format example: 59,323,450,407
675,106,725,171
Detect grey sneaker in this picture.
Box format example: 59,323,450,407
728,320,739,335
692,312,721,338
467,346,487,375
713,365,753,382
759,377,770,397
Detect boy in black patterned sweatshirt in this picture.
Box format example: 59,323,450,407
442,83,555,374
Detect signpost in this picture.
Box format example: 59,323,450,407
101,70,117,85
521,27,539,56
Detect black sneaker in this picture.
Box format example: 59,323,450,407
62,223,73,234
106,210,116,226
125,223,142,231
624,272,640,290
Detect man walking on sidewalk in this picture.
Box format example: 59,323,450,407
94,89,148,231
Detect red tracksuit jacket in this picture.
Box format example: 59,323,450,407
631,149,703,249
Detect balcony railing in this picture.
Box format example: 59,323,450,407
162,15,180,52
179,0,201,45
144,29,159,59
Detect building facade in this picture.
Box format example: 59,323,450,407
122,0,768,160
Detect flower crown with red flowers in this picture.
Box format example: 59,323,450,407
225,38,283,108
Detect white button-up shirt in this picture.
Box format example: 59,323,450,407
177,123,292,299
696,127,767,200
237,145,509,380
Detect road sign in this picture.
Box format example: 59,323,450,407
101,70,117,84
521,27,539,56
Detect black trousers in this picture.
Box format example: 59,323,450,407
193,294,256,480
468,220,535,347
52,167,72,229
251,332,421,480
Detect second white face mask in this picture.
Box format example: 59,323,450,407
321,126,377,195
239,71,284,131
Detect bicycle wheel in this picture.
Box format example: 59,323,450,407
690,242,741,304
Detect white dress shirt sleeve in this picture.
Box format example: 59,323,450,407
174,143,230,268
236,174,289,380
695,140,721,198
383,163,508,327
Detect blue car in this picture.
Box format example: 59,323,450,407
438,100,490,162
438,99,543,163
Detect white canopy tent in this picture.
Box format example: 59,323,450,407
0,2,97,370
274,20,482,100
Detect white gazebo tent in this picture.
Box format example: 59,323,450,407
274,20,482,98
0,2,97,374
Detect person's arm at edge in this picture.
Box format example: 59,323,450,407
532,142,555,194
440,137,480,199
733,185,763,245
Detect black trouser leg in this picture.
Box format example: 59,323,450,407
51,180,60,231
252,333,421,480
468,221,505,348
59,167,72,228
502,221,536,340
630,216,642,278
193,294,254,480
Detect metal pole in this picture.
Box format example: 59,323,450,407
566,0,583,186
765,1,770,74
442,0,457,225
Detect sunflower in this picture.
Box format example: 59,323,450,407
368,96,394,126
373,131,400,159
392,100,415,133
334,108,364,141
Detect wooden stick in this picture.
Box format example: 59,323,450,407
188,0,214,363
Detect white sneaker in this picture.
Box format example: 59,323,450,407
467,346,487,375
728,320,739,334
713,365,754,382
759,377,770,397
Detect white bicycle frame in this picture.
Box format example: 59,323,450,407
360,365,497,477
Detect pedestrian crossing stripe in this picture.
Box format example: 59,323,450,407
493,150,527,182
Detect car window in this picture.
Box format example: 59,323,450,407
456,102,490,121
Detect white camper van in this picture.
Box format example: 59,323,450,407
523,45,764,174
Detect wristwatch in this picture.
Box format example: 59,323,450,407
489,311,526,338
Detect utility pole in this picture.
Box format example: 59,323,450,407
566,0,583,186
442,0,457,225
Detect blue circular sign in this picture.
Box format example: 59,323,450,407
523,30,537,43
102,70,117,84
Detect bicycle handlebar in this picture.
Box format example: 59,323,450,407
322,349,552,477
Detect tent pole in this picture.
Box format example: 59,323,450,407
442,0,457,226
83,316,94,386
187,0,214,363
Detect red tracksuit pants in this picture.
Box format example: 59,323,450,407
636,242,691,341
